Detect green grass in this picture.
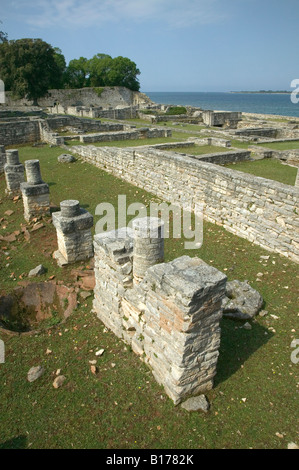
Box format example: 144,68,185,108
258,140,299,151
0,145,298,449
225,158,297,185
172,145,229,156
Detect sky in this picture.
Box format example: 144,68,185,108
0,0,298,92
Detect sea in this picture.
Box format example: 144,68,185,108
144,92,299,118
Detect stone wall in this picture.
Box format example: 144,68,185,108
48,105,139,120
235,128,278,138
93,226,227,405
193,149,252,165
1,87,153,108
79,128,171,143
71,145,299,263
0,119,40,145
202,110,242,127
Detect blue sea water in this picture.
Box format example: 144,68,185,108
144,92,299,118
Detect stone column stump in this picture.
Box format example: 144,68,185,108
0,145,6,173
132,216,164,284
4,150,25,195
52,200,94,266
20,159,50,221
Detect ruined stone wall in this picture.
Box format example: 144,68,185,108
93,229,227,404
194,149,252,165
0,119,40,145
79,128,171,144
235,128,278,138
2,87,153,108
71,145,299,263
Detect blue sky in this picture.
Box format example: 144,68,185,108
0,0,298,92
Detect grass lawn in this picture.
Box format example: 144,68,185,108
225,158,298,186
0,145,298,449
258,141,299,151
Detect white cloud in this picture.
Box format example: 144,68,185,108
9,0,227,29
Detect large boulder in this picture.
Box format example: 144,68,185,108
57,154,76,163
222,280,263,320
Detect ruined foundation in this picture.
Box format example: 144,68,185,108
93,217,227,404
20,159,50,221
0,145,6,173
52,200,94,266
4,149,25,195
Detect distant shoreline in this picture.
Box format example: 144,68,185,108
230,91,291,94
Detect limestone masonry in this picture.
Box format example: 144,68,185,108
4,149,25,195
93,219,227,404
72,145,299,263
52,200,94,266
20,159,50,221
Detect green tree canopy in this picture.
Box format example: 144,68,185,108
64,54,141,91
64,56,89,88
53,47,67,89
105,56,140,91
0,38,65,104
0,21,8,43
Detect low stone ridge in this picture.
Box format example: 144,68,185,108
222,279,263,320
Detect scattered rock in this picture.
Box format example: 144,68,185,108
0,233,17,243
80,291,92,300
181,395,210,413
27,365,44,382
31,222,44,232
28,264,47,278
90,365,98,375
259,310,268,317
53,375,66,389
242,322,252,330
89,360,97,365
4,210,14,216
288,442,299,449
46,348,52,355
95,349,105,357
222,280,263,320
58,154,76,163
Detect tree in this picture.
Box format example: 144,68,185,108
105,56,140,91
64,54,141,91
64,57,89,88
52,47,67,89
0,21,8,43
87,54,112,87
0,38,64,104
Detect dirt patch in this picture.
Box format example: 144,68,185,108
0,281,77,334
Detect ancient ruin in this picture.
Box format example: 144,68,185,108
52,200,94,266
20,159,50,221
4,149,24,195
93,218,227,404
0,86,298,409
